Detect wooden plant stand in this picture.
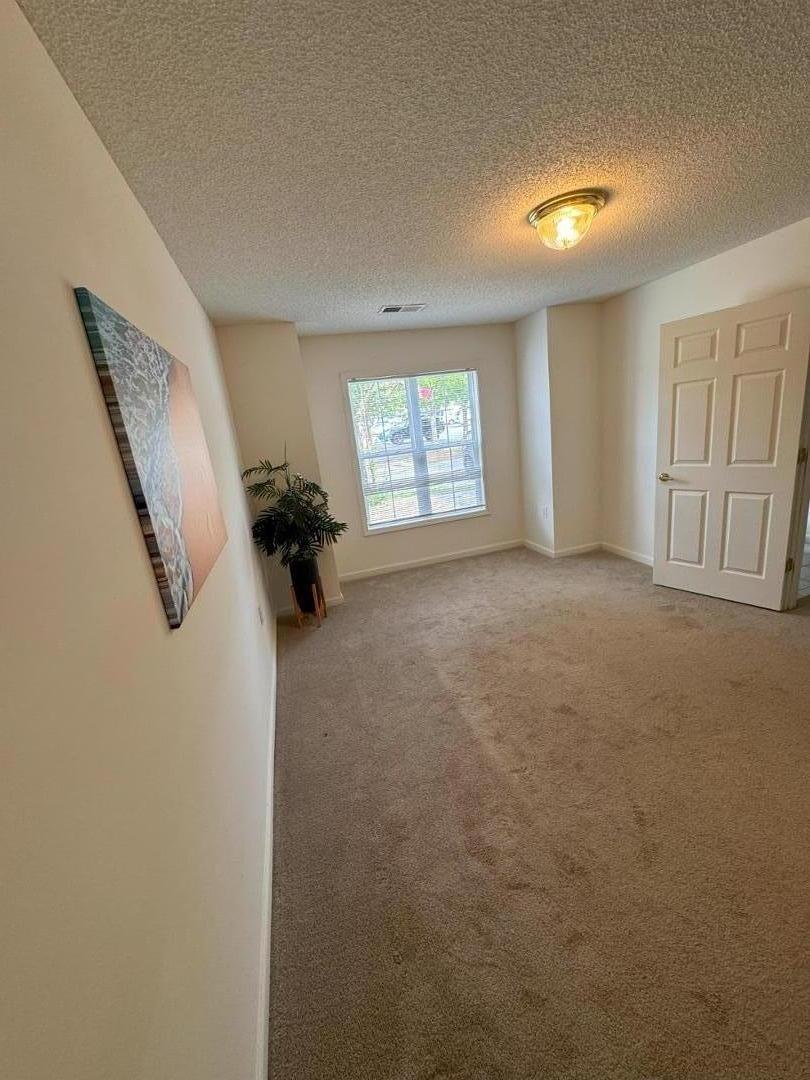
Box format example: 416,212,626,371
289,579,328,629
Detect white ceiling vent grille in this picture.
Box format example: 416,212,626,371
378,303,426,314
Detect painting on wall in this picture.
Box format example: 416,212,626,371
75,287,227,628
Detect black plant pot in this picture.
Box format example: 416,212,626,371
289,556,322,614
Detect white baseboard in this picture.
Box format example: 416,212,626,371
556,542,602,557
336,539,652,586
339,540,524,583
600,542,653,566
524,540,602,558
526,539,653,566
275,593,345,618
523,539,554,557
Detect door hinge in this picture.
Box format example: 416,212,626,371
786,557,795,574
798,446,808,465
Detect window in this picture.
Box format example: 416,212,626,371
347,369,486,530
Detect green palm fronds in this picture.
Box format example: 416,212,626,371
242,459,347,566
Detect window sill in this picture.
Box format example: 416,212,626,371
363,506,489,537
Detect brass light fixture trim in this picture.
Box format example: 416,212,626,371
528,188,607,250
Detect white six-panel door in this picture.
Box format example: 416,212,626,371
654,290,810,610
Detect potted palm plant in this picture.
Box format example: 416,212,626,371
243,459,347,616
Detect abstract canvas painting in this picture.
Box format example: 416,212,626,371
75,287,227,628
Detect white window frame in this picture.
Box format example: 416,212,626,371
342,367,489,536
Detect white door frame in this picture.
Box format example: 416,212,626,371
782,362,810,608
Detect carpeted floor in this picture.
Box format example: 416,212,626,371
270,549,810,1080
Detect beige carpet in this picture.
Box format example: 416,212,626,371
270,549,810,1080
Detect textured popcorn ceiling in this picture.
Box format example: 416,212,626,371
20,0,810,334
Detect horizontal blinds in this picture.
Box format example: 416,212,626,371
359,465,484,499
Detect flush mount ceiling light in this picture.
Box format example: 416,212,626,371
528,189,607,251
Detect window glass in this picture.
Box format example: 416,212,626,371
347,369,486,530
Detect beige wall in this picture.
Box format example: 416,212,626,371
600,216,810,562
515,304,601,555
300,324,524,578
216,322,341,609
547,304,602,553
1,5,276,1080
514,309,555,552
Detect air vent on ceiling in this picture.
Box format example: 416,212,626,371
378,303,427,314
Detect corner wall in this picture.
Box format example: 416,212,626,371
515,303,601,556
547,304,602,553
600,216,810,562
216,322,341,610
515,309,555,552
1,5,276,1079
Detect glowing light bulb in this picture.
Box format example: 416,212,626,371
528,190,606,251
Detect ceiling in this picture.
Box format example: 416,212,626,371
20,0,810,335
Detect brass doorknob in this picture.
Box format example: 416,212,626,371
658,472,673,482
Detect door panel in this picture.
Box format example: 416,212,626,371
728,370,783,464
675,328,718,367
672,379,715,464
654,290,810,609
735,313,789,355
668,489,707,566
721,492,770,576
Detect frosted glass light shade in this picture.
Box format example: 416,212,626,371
528,190,606,251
